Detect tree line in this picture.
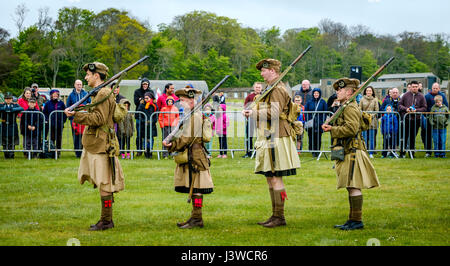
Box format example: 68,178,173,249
1,6,449,97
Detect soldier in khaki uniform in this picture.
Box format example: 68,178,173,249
65,62,124,231
162,88,213,229
243,59,301,228
322,78,380,230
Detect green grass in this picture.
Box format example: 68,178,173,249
0,152,449,246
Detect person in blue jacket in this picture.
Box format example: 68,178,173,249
43,89,67,157
66,80,91,157
304,88,328,157
381,104,399,158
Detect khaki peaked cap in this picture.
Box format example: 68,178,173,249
256,58,281,73
175,88,202,99
333,77,360,91
82,62,109,76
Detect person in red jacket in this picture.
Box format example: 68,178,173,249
157,83,179,111
159,96,179,158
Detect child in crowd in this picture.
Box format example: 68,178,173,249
117,99,134,159
21,98,43,158
203,103,216,158
137,91,158,159
429,95,449,158
294,95,305,152
381,104,399,158
215,104,229,158
159,96,179,159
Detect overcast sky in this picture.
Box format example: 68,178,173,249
2,0,449,38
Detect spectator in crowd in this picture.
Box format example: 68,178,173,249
133,78,151,156
0,92,24,159
157,83,179,111
212,93,220,107
381,104,399,158
398,80,427,158
400,83,411,99
359,86,379,158
111,82,125,104
381,87,401,113
215,103,229,158
66,79,91,158
304,88,327,157
242,82,262,158
422,82,449,157
159,96,179,159
294,79,313,105
294,95,305,152
30,83,47,110
219,91,226,105
203,103,216,158
117,98,134,159
43,89,67,157
21,97,44,158
329,98,340,114
137,91,158,159
18,88,40,117
428,95,449,158
327,92,337,111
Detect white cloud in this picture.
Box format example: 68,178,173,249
368,0,381,3
68,0,81,3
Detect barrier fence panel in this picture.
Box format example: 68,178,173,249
47,110,148,160
0,110,46,160
403,112,450,159
363,111,402,158
2,109,448,160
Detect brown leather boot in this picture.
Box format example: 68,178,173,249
262,216,286,228
179,218,204,229
177,217,192,228
179,195,204,229
89,220,115,231
90,195,114,231
263,189,287,228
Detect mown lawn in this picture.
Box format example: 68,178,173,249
0,152,449,246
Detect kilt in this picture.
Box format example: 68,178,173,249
78,149,125,193
254,135,300,177
335,149,379,189
174,165,214,194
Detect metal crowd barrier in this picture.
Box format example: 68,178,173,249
1,109,448,160
0,110,46,160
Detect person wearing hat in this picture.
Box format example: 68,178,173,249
322,77,380,230
133,78,152,156
162,87,213,229
0,92,24,158
137,91,158,158
242,58,301,228
43,89,67,156
30,83,47,110
64,61,125,231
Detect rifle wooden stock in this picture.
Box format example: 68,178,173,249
68,56,150,111
325,56,395,126
245,45,312,111
163,75,231,143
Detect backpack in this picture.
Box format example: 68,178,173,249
113,101,128,123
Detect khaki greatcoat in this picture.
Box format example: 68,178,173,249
169,111,213,194
330,100,379,189
73,86,125,193
251,81,300,177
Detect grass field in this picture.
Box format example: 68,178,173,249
0,151,449,246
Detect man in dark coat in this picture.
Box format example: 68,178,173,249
43,89,67,155
0,92,24,158
133,78,151,156
66,79,91,157
398,80,427,158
